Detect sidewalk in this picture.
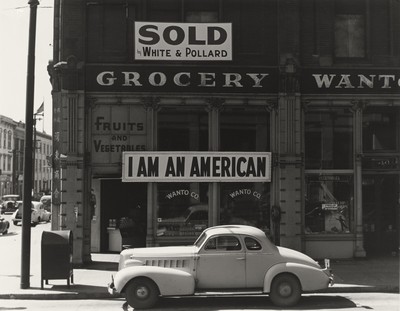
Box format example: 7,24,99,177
0,253,398,300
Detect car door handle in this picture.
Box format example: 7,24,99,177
236,257,245,260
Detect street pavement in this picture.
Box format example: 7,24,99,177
0,216,398,300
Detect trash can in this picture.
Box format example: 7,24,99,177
41,230,73,289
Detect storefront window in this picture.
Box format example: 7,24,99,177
157,182,209,237
157,107,209,238
305,108,353,169
305,174,353,234
363,108,397,152
220,182,270,233
219,108,270,232
220,107,270,151
158,107,208,151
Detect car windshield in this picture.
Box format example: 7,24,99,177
193,231,207,248
2,195,19,200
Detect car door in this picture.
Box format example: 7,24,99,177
244,236,279,288
195,235,246,289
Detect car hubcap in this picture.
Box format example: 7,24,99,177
278,283,292,297
136,286,149,299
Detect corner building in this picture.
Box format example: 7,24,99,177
50,0,400,264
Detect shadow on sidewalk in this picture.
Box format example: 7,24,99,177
73,261,118,271
140,295,358,310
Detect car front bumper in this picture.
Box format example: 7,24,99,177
322,268,334,286
108,281,117,295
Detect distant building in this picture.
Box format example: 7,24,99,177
0,115,52,199
0,115,16,196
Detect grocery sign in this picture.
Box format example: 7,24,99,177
135,22,232,61
122,152,271,182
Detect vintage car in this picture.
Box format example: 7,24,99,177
108,225,333,309
1,194,20,214
0,216,10,235
157,204,208,237
12,201,51,226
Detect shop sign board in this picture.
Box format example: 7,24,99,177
122,152,271,182
86,64,279,94
91,105,147,164
135,22,232,61
302,68,400,94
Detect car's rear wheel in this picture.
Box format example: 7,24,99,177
125,277,159,309
270,273,301,307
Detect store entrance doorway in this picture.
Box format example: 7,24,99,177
362,174,399,256
100,179,147,252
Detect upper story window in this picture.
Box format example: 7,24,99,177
334,0,366,59
86,4,128,62
184,0,219,22
7,130,12,149
86,0,278,65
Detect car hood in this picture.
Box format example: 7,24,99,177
277,246,321,269
131,245,196,257
119,245,196,269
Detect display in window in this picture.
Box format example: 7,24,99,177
305,175,352,234
220,183,270,234
157,183,208,237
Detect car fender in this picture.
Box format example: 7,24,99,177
114,266,195,296
263,262,331,292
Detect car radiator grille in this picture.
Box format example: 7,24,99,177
145,259,188,268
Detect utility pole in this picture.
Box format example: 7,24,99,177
21,0,39,290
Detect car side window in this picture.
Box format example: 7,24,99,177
205,236,242,251
245,237,262,251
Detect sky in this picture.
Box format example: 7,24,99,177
0,0,53,134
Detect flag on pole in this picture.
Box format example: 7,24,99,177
36,102,44,114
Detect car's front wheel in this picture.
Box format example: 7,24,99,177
269,273,301,307
125,277,160,309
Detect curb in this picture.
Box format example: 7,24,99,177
0,286,397,300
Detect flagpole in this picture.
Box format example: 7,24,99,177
41,99,45,132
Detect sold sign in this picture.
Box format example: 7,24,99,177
134,22,232,61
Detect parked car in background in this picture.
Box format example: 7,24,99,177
1,194,20,214
40,195,52,212
108,225,333,309
0,216,10,235
157,204,208,237
12,201,51,226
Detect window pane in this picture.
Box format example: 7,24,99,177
335,14,365,58
158,108,208,151
245,237,262,250
305,109,353,169
363,108,397,151
205,236,242,251
305,175,353,234
220,182,270,233
157,182,209,237
220,108,270,151
87,4,127,62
